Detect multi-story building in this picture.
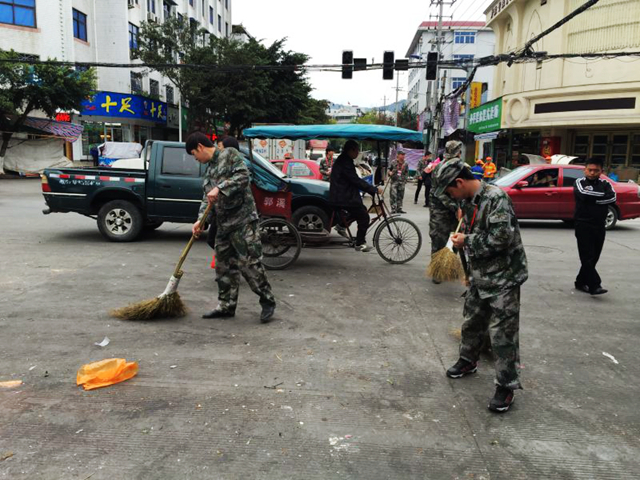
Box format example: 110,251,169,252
0,0,232,160
405,21,496,116
326,104,363,124
483,0,640,170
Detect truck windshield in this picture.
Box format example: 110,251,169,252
239,147,286,179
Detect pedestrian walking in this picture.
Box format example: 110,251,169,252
187,133,277,323
573,158,616,295
319,146,335,182
471,159,485,180
388,150,409,214
329,140,383,252
483,156,496,180
414,151,432,206
428,142,461,283
433,157,528,413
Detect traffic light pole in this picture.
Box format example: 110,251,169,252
429,0,447,155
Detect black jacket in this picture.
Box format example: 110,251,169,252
573,176,616,226
329,152,378,207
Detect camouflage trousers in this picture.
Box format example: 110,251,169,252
428,203,458,254
389,182,406,213
215,221,276,313
460,286,522,390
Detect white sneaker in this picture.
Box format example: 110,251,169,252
355,244,372,252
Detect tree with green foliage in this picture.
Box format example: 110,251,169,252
355,110,393,126
0,49,96,173
298,98,331,125
135,18,321,136
397,105,418,131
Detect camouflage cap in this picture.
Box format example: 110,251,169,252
432,158,467,197
444,140,462,160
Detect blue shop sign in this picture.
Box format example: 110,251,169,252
82,91,167,123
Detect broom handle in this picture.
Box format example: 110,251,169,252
453,216,464,235
172,203,213,277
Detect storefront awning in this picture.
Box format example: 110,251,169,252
23,117,84,142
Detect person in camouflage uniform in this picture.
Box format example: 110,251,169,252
388,150,409,214
319,146,335,182
188,133,276,324
433,156,528,413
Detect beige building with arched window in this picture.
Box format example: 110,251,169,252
485,0,640,171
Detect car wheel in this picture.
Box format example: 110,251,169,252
291,205,330,233
97,200,144,242
605,206,618,230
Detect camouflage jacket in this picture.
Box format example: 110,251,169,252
198,147,258,234
416,159,426,177
461,182,528,298
319,156,334,181
388,161,409,184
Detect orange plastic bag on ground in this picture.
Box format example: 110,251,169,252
77,358,138,391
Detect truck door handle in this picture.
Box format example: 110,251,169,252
545,192,557,196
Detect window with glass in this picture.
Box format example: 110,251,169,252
209,6,213,23
610,134,628,168
131,72,143,93
573,135,589,157
452,77,466,89
225,21,228,37
72,9,87,41
147,0,155,14
562,168,584,187
0,0,36,28
217,14,221,31
225,0,228,8
631,134,640,167
150,79,159,97
162,148,200,176
128,23,139,50
166,85,174,104
189,0,193,6
163,1,171,19
288,162,313,178
454,31,475,44
522,169,558,188
591,134,608,164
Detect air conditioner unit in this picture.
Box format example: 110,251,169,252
127,0,135,9
147,12,157,22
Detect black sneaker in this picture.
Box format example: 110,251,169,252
202,308,235,319
260,303,276,323
590,287,608,296
488,386,514,413
446,358,478,378
574,282,589,293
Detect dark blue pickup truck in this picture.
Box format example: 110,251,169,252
42,141,332,241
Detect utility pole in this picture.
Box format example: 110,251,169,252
394,73,404,127
461,66,473,161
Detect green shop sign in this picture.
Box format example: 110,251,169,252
468,98,502,134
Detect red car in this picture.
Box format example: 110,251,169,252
271,159,322,180
493,165,640,229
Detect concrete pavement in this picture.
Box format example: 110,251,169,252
0,179,639,479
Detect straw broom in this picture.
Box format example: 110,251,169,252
426,217,465,282
111,204,213,321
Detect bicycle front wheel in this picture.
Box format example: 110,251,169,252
373,217,422,264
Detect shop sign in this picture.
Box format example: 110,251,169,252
55,112,72,122
470,83,483,109
167,105,179,129
81,91,167,124
468,98,502,134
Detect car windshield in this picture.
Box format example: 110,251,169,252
239,146,287,179
492,167,535,187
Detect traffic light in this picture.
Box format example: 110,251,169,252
426,52,438,80
342,51,353,79
354,58,367,71
383,51,394,80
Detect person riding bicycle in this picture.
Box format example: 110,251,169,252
330,140,383,252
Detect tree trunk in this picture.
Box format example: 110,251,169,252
0,132,13,175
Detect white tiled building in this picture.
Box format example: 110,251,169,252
0,0,232,159
405,21,496,116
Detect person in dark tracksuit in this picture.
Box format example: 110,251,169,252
573,158,616,296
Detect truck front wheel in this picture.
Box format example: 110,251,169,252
97,200,144,242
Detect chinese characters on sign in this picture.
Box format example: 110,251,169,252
468,98,503,134
81,91,167,123
263,197,287,210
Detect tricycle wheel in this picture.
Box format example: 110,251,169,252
373,217,422,264
97,200,144,242
259,218,302,270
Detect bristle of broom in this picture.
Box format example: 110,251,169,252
426,247,465,282
110,292,187,321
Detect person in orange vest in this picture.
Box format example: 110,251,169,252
483,156,497,180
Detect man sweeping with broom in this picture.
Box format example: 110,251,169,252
433,158,528,413
189,133,277,324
